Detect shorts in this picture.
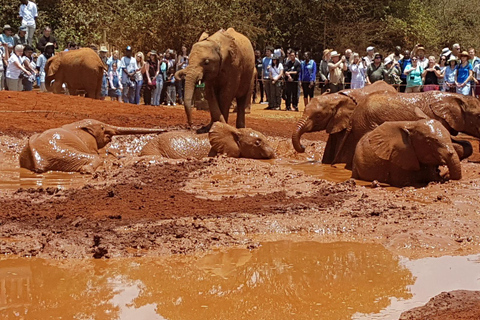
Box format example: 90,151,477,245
302,82,314,98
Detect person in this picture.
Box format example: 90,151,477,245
267,55,283,110
134,52,145,105
108,63,122,101
176,45,188,105
383,57,402,89
438,54,447,91
398,50,412,92
6,44,31,91
444,56,458,92
451,43,460,60
165,66,176,106
262,47,273,106
13,26,27,46
468,48,480,95
98,46,109,100
455,51,473,96
344,49,352,89
36,27,57,53
349,53,365,89
422,56,442,91
159,54,168,104
143,50,159,105
0,25,15,48
388,46,404,63
328,51,347,93
440,47,452,61
19,0,37,45
0,42,9,91
300,51,316,107
412,44,428,69
36,42,54,92
284,51,301,111
119,46,137,103
107,50,119,72
318,49,331,93
366,53,386,84
404,55,423,93
364,46,375,66
253,49,264,103
21,45,37,91
64,41,76,51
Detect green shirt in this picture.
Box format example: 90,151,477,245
367,63,386,83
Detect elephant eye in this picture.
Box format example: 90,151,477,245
255,140,261,146
204,59,210,65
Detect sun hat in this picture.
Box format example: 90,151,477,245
366,46,374,52
374,52,382,58
45,42,54,48
384,57,393,65
149,50,158,56
2,24,12,31
322,49,332,57
99,46,108,53
441,47,451,57
459,51,469,57
447,56,458,64
330,51,340,57
416,45,426,52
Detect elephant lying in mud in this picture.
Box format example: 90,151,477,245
352,119,462,187
20,119,166,173
293,87,477,168
140,122,275,159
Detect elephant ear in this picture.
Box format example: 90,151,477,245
218,32,238,67
326,95,356,134
199,32,209,41
430,96,465,132
368,123,420,171
46,55,60,78
208,122,241,157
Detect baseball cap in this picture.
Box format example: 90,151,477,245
19,26,27,32
126,46,132,51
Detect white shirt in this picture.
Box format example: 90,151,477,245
37,53,51,82
0,47,4,71
19,1,38,26
119,56,138,83
269,63,283,80
6,54,25,79
474,63,480,80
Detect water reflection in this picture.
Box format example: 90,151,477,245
0,242,415,319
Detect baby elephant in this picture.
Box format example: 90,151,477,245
140,122,275,159
20,119,166,173
352,119,462,187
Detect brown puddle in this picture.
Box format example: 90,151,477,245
0,241,479,320
0,168,88,190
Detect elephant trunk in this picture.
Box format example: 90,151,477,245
113,126,167,135
292,116,313,153
183,68,203,127
444,148,462,180
175,69,186,81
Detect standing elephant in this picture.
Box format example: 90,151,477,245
45,48,105,99
140,122,275,159
293,88,477,167
20,119,166,173
175,28,255,131
352,119,462,187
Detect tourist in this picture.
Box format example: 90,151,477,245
366,53,386,84
143,50,159,105
134,52,145,105
108,62,122,101
268,55,283,110
36,42,54,92
318,49,331,93
165,66,176,106
6,44,31,91
451,43,460,60
107,50,119,72
21,45,37,91
300,51,316,106
284,51,301,111
0,25,14,48
13,26,27,46
262,47,273,106
119,46,137,103
388,46,404,63
253,49,264,104
398,50,412,92
422,56,442,91
364,46,375,66
383,57,402,89
349,53,365,89
344,49,352,89
0,42,9,91
36,27,57,53
438,55,447,91
413,44,428,69
455,51,473,96
176,45,188,105
159,53,168,104
440,47,451,61
444,56,458,92
404,55,424,93
19,0,37,45
328,51,347,93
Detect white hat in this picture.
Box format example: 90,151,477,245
330,51,340,57
366,46,374,52
441,47,451,56
384,57,393,65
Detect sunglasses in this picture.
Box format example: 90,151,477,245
412,58,417,61
374,57,381,59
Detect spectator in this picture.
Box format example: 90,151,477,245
318,49,331,93
413,44,428,69
159,53,168,104
398,50,412,92
98,46,109,100
36,42,54,92
21,45,36,91
364,46,375,66
134,52,146,105
440,47,451,61
268,55,283,110
383,57,402,89
6,44,31,91
284,51,301,111
455,51,473,96
438,54,447,91
253,49,264,103
388,46,404,63
444,56,458,92
468,48,480,95
300,51,316,106
13,26,27,46
451,43,460,60
0,42,9,91
36,27,57,53
19,0,37,45
262,47,273,106
422,56,442,91
404,55,423,93
176,45,188,105
165,66,176,106
106,50,119,72
344,49,352,89
108,63,122,101
349,53,365,89
366,52,386,84
119,46,137,103
64,42,76,51
165,50,175,69
0,25,15,48
328,51,347,93
143,50,159,105
473,60,480,98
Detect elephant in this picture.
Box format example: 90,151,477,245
20,119,166,173
45,48,105,99
293,87,477,168
352,119,462,187
175,28,255,132
140,122,275,159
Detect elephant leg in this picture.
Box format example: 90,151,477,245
52,80,63,94
197,86,226,133
451,138,473,160
322,133,339,164
235,95,248,129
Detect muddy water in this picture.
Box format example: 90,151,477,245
0,168,89,190
1,241,479,320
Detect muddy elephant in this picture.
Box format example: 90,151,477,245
352,119,462,187
20,119,165,173
140,122,275,159
293,88,477,167
45,48,105,99
175,28,255,132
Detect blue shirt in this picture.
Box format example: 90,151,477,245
300,60,317,82
444,66,457,84
0,34,14,48
262,56,272,79
457,63,472,84
398,58,412,79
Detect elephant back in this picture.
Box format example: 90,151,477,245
140,132,211,159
